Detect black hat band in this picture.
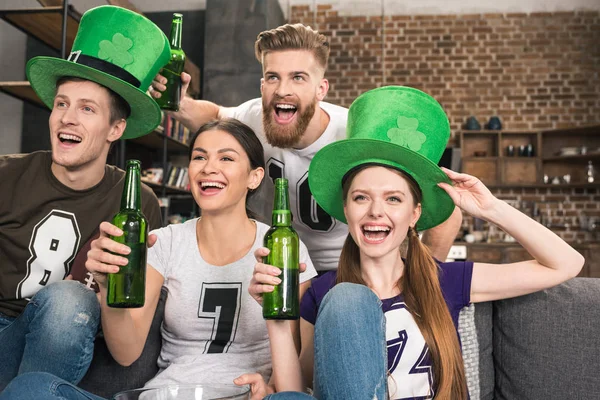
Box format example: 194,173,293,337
67,51,141,88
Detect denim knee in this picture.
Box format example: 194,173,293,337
317,282,381,319
0,372,60,400
313,283,387,399
312,283,388,400
29,281,100,341
0,371,102,400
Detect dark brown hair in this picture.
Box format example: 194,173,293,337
337,164,468,399
254,23,330,71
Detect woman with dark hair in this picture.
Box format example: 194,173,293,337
245,87,584,399
1,118,317,400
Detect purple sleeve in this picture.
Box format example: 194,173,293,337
439,260,474,310
300,271,338,325
300,284,319,325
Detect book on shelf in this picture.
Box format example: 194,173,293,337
166,165,178,186
156,112,165,133
141,165,189,191
141,167,164,184
161,112,191,145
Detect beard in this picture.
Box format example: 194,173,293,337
262,95,317,148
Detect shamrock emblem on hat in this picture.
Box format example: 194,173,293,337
386,116,427,151
98,33,134,68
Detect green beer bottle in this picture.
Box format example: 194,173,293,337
156,13,186,111
107,160,148,308
262,178,300,320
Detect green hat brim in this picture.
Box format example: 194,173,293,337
309,138,454,231
26,56,161,140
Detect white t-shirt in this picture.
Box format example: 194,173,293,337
223,99,349,271
144,219,317,388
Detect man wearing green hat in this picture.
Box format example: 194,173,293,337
0,5,169,389
152,23,462,274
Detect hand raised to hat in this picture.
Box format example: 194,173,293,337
437,167,501,221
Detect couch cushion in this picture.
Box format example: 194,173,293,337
459,301,494,400
493,278,600,400
78,287,167,397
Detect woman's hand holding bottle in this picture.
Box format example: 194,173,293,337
248,247,306,306
85,221,157,288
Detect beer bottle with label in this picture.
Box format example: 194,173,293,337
262,178,300,319
156,13,186,111
107,159,148,308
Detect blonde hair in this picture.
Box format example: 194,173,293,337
338,165,468,399
254,23,330,71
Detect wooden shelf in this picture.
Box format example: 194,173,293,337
0,6,81,54
141,179,190,195
540,124,600,136
501,157,538,163
459,125,600,187
130,130,189,153
462,156,499,161
462,129,538,135
543,153,600,162
488,183,600,189
0,81,45,108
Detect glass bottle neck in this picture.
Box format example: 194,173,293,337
121,166,142,211
272,210,292,227
272,183,292,226
169,17,183,49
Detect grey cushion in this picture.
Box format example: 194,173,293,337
493,278,600,400
78,288,167,398
459,301,494,400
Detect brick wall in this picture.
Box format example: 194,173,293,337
290,5,600,133
290,4,600,243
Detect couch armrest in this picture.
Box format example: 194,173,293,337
493,278,600,400
459,301,494,400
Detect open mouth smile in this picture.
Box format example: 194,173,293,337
361,224,391,244
58,132,82,143
273,103,298,124
57,132,83,148
198,180,226,196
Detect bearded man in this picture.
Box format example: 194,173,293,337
152,23,462,273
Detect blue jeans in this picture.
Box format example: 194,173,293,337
0,372,104,400
0,281,100,391
266,283,388,400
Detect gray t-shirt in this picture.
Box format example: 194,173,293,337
144,218,317,388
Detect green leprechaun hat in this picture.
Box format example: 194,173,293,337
309,86,454,231
26,5,170,139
